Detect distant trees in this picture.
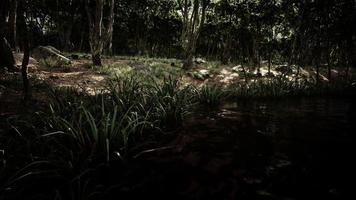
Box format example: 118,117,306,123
85,0,115,66
1,0,355,72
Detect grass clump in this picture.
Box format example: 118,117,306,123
42,74,195,163
147,76,195,128
229,77,356,99
196,84,228,107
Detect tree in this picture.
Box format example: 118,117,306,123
0,0,31,100
7,0,18,50
177,0,209,69
0,0,17,71
18,0,31,100
85,0,115,66
0,38,17,71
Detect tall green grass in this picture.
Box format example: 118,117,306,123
196,84,228,107
42,74,196,163
228,77,356,99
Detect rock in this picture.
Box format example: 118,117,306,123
232,65,244,72
298,67,310,78
220,76,234,84
189,69,210,80
27,64,38,73
230,73,239,78
194,58,206,64
32,46,71,64
46,46,61,55
14,53,38,66
199,69,210,78
220,68,231,75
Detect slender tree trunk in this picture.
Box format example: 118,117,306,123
92,53,102,66
85,0,114,66
179,0,208,69
314,44,321,85
346,36,353,81
316,63,320,84
0,37,17,71
60,23,73,51
183,50,194,69
241,63,248,84
0,0,16,71
8,0,18,51
327,55,331,81
79,28,85,51
0,0,8,35
268,51,272,75
18,0,31,100
107,32,113,55
221,36,231,65
314,43,321,85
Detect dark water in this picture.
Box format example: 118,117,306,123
90,98,355,200
216,99,356,199
129,98,356,200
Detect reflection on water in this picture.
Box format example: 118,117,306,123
131,98,355,199
175,98,356,199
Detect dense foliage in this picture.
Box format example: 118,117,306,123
1,0,354,67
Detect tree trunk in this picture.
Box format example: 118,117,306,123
60,23,73,51
85,0,114,66
178,0,208,69
107,32,113,55
0,37,16,71
221,36,232,65
241,63,248,84
268,52,272,75
183,51,194,70
0,0,9,35
316,63,320,85
0,0,16,71
18,0,31,100
327,58,331,81
8,0,18,51
92,53,102,66
79,28,85,51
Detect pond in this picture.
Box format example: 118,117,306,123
129,97,356,200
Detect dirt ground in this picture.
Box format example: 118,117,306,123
0,57,108,121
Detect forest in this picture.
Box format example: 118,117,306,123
0,0,356,199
